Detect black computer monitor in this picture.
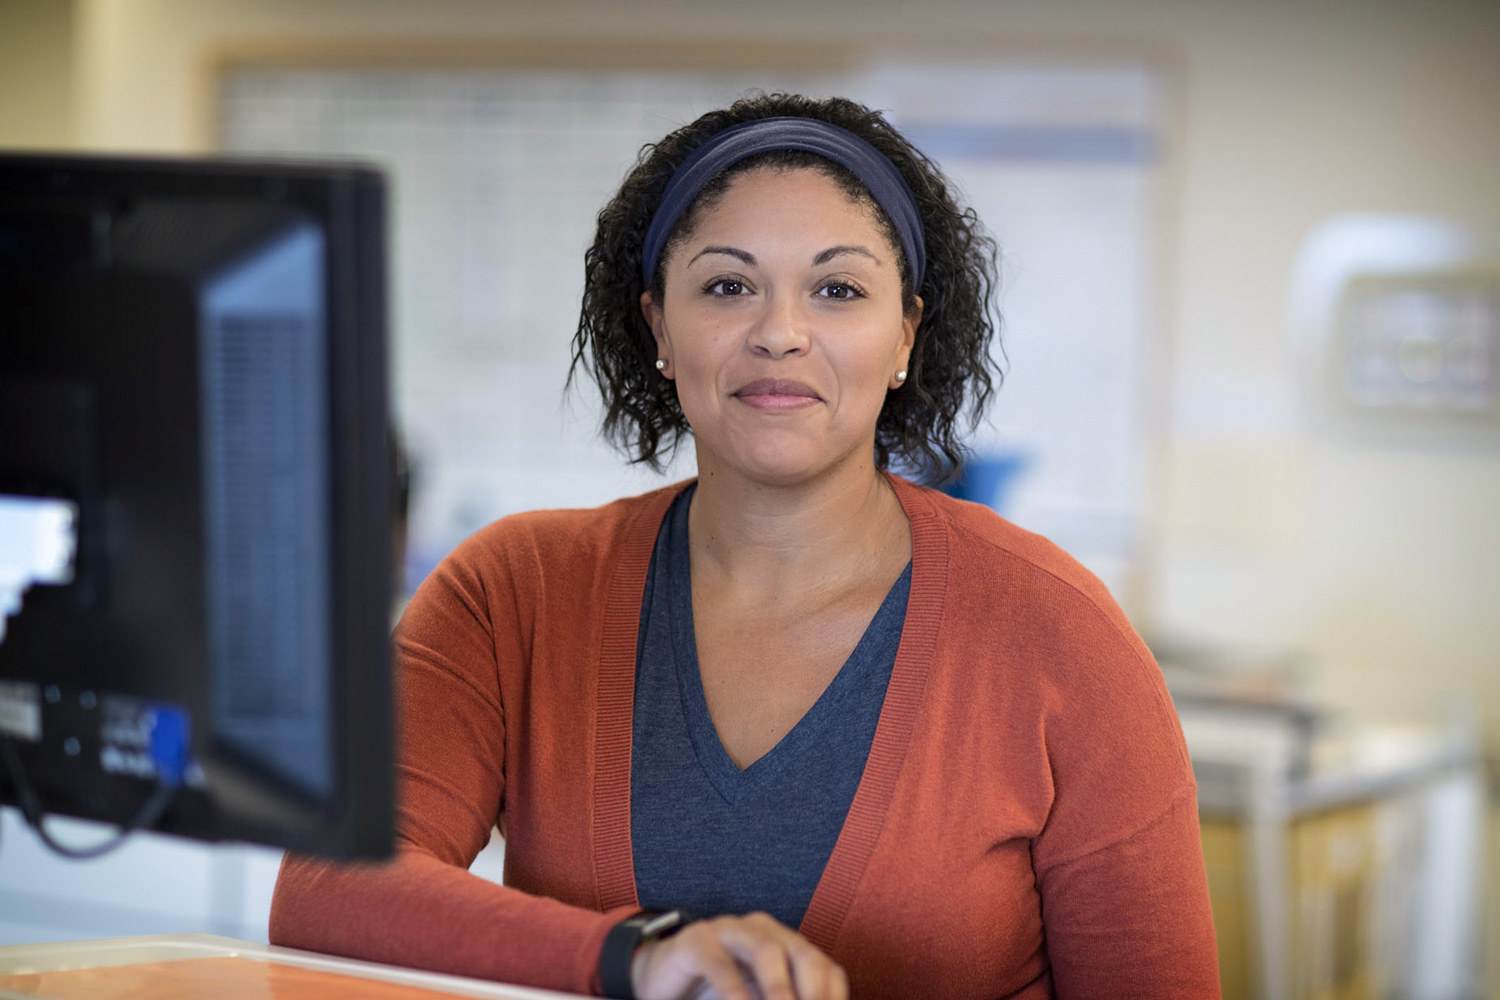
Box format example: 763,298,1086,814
0,153,393,860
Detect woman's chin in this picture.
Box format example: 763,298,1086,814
705,440,867,489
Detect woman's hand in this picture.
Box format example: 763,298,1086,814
630,912,849,1000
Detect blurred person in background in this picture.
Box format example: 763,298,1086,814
271,93,1220,1000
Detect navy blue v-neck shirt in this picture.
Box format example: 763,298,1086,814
630,485,911,928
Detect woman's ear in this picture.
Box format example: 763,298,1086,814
902,295,923,352
640,290,672,379
893,295,922,386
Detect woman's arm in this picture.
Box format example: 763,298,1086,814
271,846,623,994
1034,786,1221,998
271,513,851,1000
269,536,627,996
1028,613,1222,999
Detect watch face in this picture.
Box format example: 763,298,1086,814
639,911,684,939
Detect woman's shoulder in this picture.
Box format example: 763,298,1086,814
896,478,1193,833
897,475,1163,693
439,479,689,584
894,475,1120,619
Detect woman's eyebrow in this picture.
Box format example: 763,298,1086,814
688,245,756,267
812,245,880,266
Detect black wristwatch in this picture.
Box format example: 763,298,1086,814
599,909,688,999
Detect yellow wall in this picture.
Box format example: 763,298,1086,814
63,0,1500,751
0,0,76,149
9,0,1500,762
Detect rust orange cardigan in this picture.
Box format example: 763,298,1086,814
270,474,1221,999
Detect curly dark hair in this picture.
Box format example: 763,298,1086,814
567,92,1002,482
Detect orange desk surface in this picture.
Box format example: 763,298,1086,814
0,934,589,1000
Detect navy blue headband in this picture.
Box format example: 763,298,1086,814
640,116,927,291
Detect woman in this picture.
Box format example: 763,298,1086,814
271,93,1221,1000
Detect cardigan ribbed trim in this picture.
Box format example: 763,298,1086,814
587,472,946,949
591,483,686,911
800,473,946,951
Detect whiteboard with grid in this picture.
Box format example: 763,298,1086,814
217,62,1165,601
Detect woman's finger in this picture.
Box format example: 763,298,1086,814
717,913,843,1000
784,938,841,1000
632,913,848,1000
689,935,758,1000
829,961,850,1000
634,921,755,1000
780,931,847,1000
732,935,796,1000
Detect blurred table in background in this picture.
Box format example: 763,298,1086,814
1165,649,1487,1000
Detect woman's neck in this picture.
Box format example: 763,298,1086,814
687,453,911,603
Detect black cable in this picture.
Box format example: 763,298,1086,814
0,736,177,861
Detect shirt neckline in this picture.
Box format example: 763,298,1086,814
664,482,913,803
590,471,949,952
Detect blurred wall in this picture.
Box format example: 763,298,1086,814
0,0,1493,733
5,1,1494,719
0,0,76,149
5,0,1496,744
54,0,1500,746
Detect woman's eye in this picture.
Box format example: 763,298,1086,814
816,282,864,300
706,279,748,296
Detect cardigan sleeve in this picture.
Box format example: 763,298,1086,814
268,533,628,996
1035,786,1221,999
1026,600,1221,1000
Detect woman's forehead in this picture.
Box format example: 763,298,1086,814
681,166,894,257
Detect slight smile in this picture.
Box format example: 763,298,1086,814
732,378,823,411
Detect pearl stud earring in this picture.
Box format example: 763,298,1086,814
895,369,907,382
655,359,666,371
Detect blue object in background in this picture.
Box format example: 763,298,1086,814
935,453,1031,515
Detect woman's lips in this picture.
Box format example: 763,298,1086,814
732,378,822,411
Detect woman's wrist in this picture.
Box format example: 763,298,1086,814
629,939,658,998
599,910,687,999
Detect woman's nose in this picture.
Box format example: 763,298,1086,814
746,291,810,359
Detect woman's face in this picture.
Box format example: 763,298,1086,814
642,166,920,487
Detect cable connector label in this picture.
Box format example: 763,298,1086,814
0,494,79,645
0,679,41,742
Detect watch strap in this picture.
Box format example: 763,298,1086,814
599,910,687,999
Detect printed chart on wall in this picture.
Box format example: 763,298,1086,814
219,59,1166,604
